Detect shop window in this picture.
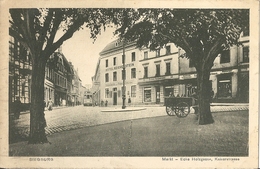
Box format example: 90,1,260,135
144,67,148,78
131,85,136,97
165,62,171,75
220,50,230,64
144,87,151,102
243,46,249,63
113,71,117,81
166,45,171,55
131,68,136,79
155,64,160,77
218,75,232,98
144,51,148,60
131,52,136,62
105,59,108,67
105,73,109,82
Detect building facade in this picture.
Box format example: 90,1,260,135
99,40,140,106
97,34,249,105
9,21,83,111
9,21,32,112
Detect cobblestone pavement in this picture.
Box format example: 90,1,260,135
11,105,248,141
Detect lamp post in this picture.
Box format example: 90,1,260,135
122,39,126,109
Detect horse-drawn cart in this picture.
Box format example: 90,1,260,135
164,97,197,118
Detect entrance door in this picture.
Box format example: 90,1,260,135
155,86,160,104
113,87,117,105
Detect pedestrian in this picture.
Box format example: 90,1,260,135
13,97,22,119
105,100,108,107
47,97,53,111
128,97,131,106
101,100,104,107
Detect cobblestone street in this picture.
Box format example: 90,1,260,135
10,104,249,143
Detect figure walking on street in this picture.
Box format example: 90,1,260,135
128,97,131,106
47,98,53,111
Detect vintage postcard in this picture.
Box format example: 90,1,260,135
0,0,259,168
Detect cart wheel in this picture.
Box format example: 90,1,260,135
175,102,190,118
166,106,175,116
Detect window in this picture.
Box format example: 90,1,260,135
155,64,160,77
218,75,232,98
243,46,249,63
122,70,125,80
144,51,148,60
165,62,171,75
131,68,136,79
144,87,151,102
144,67,148,78
113,71,117,81
220,50,230,63
131,52,136,62
105,59,108,67
156,49,160,57
166,45,171,55
113,57,117,65
131,85,136,97
105,73,109,82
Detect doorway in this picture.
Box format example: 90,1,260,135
155,86,160,104
113,87,117,105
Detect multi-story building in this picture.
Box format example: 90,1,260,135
9,21,32,112
178,33,249,103
9,19,82,110
138,44,180,104
96,34,249,105
99,40,140,106
45,47,72,106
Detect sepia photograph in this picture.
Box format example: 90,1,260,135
0,0,259,168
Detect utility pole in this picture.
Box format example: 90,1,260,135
122,39,126,109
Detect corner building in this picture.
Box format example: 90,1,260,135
99,40,181,105
99,40,140,105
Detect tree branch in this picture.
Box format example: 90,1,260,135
46,19,84,56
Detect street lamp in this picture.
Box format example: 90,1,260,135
122,39,126,109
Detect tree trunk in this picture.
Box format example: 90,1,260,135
28,55,48,144
197,68,214,125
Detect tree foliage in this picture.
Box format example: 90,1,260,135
9,8,120,143
113,9,249,124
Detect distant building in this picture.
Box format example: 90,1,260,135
91,58,101,106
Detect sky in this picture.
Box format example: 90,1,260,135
57,27,117,86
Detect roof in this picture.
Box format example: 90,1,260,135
99,39,137,56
